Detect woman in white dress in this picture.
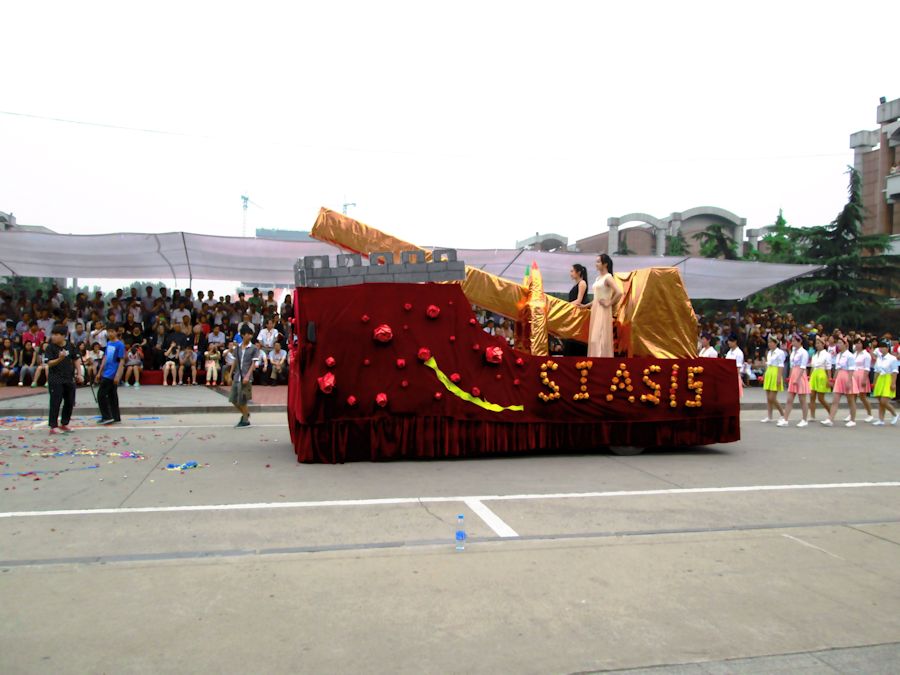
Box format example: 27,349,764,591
780,333,810,427
587,254,622,358
821,337,858,427
698,332,718,358
850,337,874,422
725,334,744,399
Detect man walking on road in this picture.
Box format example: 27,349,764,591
46,326,83,435
229,324,258,428
96,325,125,425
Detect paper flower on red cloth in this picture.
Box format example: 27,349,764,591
515,357,525,367
426,304,441,319
401,380,409,388
376,392,388,408
403,303,413,312
325,356,336,368
469,318,478,326
485,346,503,364
363,358,371,367
417,347,432,361
360,314,370,323
373,324,393,343
317,372,336,394
434,392,443,400
450,373,462,383
513,378,521,386
471,387,481,398
346,395,357,407
396,358,407,369
449,335,456,342
472,343,481,351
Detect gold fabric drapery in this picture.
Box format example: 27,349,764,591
309,207,697,358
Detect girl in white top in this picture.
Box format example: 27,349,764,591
725,335,744,399
808,336,831,420
851,338,874,422
762,336,786,423
872,341,898,425
821,337,858,427
781,334,811,427
698,332,718,359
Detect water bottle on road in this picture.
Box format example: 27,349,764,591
455,513,466,551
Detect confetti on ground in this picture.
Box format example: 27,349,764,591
27,448,147,460
2,465,100,477
165,461,206,471
129,416,161,421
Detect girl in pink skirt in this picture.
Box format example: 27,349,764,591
821,337,858,427
850,337,874,422
780,334,810,427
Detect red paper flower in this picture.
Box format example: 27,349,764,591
469,318,478,326
317,372,336,394
450,373,461,383
325,356,336,368
472,343,481,351
373,324,393,343
403,303,413,311
495,373,502,380
471,387,481,398
403,324,409,331
449,335,456,342
417,347,432,361
396,358,407,369
346,395,357,407
401,380,409,388
513,378,521,386
485,346,503,364
360,314,370,323
426,304,441,319
434,392,443,400
363,358,371,367
375,392,388,408
515,357,525,367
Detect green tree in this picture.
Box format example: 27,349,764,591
616,232,635,256
665,231,688,256
793,167,899,327
745,209,803,263
692,222,738,260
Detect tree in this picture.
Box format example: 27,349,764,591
793,167,899,328
693,222,738,260
616,232,635,256
745,209,803,263
665,231,688,256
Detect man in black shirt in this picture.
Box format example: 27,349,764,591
45,326,83,435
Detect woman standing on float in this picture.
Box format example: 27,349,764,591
808,336,831,420
563,264,589,357
851,337,875,422
588,254,622,358
761,335,786,423
698,332,718,358
872,340,898,426
780,334,810,427
821,336,857,427
725,334,744,399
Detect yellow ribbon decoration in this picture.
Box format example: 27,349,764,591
424,357,524,413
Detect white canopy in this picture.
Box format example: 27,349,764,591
0,230,821,300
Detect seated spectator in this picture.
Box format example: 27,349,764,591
1,338,20,385
91,320,108,349
222,342,236,386
36,309,55,335
87,342,104,382
17,341,39,387
145,323,168,369
268,342,288,385
34,342,50,388
257,318,279,355
0,319,17,343
70,321,89,349
162,341,179,386
171,300,191,326
252,339,268,384
77,342,91,383
123,344,144,387
178,345,198,385
23,322,46,348
204,343,222,386
207,324,226,349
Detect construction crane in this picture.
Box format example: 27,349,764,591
240,194,264,237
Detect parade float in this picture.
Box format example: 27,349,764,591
287,209,740,463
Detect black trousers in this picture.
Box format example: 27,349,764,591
97,377,121,422
49,380,76,428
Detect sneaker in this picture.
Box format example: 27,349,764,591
44,383,48,388
863,415,874,423
125,382,131,387
98,418,115,426
872,420,885,426
30,382,37,388
843,414,851,422
796,420,808,428
820,419,833,427
845,421,856,428
776,419,789,427
235,419,251,428
892,414,899,426
135,382,141,388
17,382,23,387
48,427,61,435
760,417,771,423
59,425,73,433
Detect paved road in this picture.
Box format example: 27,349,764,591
1,412,898,673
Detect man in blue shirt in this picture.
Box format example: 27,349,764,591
95,325,125,425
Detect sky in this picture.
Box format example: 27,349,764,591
1,0,896,293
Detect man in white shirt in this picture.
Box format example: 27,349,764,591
256,319,279,355
36,310,55,335
268,342,288,385
141,286,156,314
207,324,227,348
194,291,206,313
171,301,191,325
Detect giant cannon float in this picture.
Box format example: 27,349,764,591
287,209,740,463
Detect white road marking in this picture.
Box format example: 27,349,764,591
464,498,519,538
782,534,845,560
1,481,898,519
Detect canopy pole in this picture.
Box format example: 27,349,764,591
153,234,178,286
181,232,193,287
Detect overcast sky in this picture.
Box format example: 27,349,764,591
2,0,896,259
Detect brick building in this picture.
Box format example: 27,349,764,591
850,96,900,244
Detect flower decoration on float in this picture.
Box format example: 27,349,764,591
485,346,503,364
401,380,409,388
346,395,357,407
317,372,336,394
573,360,593,401
403,303,413,312
686,365,703,407
538,359,560,402
325,356,336,368
360,314,370,323
426,304,441,319
669,363,680,408
417,347,432,361
396,358,407,369
375,392,388,408
471,387,481,398
434,392,443,400
373,324,393,343
640,364,662,405
450,372,462,383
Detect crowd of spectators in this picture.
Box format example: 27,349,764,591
0,284,294,388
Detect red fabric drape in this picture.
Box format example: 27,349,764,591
288,284,740,463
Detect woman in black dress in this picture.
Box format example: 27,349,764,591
563,264,589,356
